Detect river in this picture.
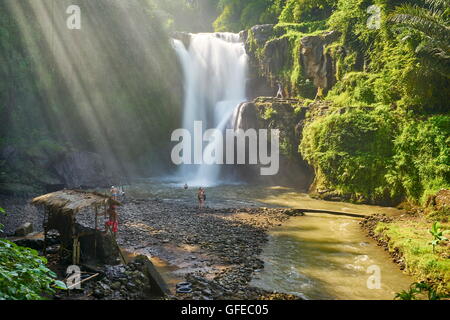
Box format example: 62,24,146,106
122,178,412,300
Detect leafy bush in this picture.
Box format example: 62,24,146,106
429,221,449,253
326,0,450,112
213,0,283,32
395,281,448,300
0,239,66,300
300,106,398,202
279,0,335,23
0,207,66,300
387,115,450,204
0,207,5,232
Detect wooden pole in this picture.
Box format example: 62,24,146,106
293,208,366,219
76,239,80,264
94,206,98,259
67,273,100,290
105,224,126,264
72,238,77,265
43,207,48,255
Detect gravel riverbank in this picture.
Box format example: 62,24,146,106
116,198,303,299
1,195,303,300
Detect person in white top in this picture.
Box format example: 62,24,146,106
276,82,284,99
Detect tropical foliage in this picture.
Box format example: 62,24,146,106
0,239,66,300
235,0,450,205
0,208,66,300
389,0,450,77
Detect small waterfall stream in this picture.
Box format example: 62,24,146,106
172,33,248,186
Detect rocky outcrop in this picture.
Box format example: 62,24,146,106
82,255,168,300
300,31,340,95
244,24,340,98
53,151,111,189
244,24,275,46
233,97,315,188
234,101,260,130
243,25,279,99
171,31,191,48
262,37,291,80
0,144,113,196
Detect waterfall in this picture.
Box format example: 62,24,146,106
172,33,248,186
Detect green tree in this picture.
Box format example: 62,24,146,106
213,0,284,32
389,0,450,77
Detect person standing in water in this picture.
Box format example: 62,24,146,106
197,187,206,209
110,186,119,200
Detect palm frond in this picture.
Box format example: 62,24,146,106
424,0,450,10
390,4,449,43
389,1,450,76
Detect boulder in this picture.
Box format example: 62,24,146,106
133,255,170,297
53,151,110,188
14,222,33,237
234,102,260,131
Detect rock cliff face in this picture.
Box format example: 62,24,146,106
0,147,113,196
300,31,340,95
243,25,283,99
172,26,340,100
233,97,316,188
53,151,112,189
243,25,340,98
171,31,191,48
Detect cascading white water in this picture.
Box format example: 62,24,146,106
172,33,248,186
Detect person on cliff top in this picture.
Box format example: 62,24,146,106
276,82,284,99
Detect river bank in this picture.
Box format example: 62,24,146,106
361,213,450,297
113,198,303,299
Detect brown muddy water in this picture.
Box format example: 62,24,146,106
120,179,413,300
